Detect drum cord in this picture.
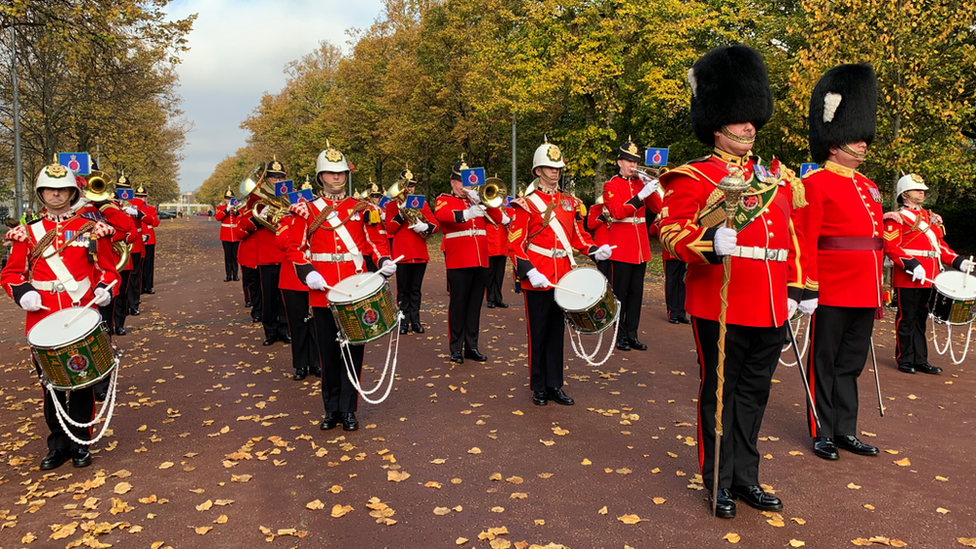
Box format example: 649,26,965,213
931,321,973,365
340,311,403,404
567,300,620,367
47,362,119,446
779,315,811,366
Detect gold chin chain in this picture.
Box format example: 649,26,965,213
720,126,756,144
840,144,867,161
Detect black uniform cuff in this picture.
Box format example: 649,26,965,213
952,256,966,271
625,196,643,210
787,286,804,303
801,288,819,301
453,211,465,224
393,212,404,225
295,264,314,285
11,282,36,305
700,227,721,265
515,258,535,279
378,256,391,268
585,245,598,259
902,257,921,273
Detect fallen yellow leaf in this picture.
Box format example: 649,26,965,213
159,461,174,469
723,532,741,544
788,540,805,547
468,447,482,454
424,481,442,489
114,482,132,495
617,514,642,525
490,506,505,513
196,500,213,511
937,507,950,514
387,470,411,482
433,507,451,516
50,522,78,540
848,483,862,490
456,538,469,546
581,458,592,465
957,538,976,548
307,500,325,510
331,504,353,518
598,506,608,515
490,539,511,549
328,485,343,493
506,476,524,484
552,427,569,436
215,515,228,524
894,458,912,467
652,497,666,505
195,526,213,535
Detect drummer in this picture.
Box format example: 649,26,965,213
283,142,395,432
1,161,119,470
882,173,973,375
509,138,611,406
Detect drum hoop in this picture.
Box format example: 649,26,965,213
27,308,102,348
555,267,608,312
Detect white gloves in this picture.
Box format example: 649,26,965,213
19,291,42,312
799,298,818,316
93,287,112,307
593,244,612,261
526,268,551,289
410,221,429,234
462,205,485,221
714,227,738,256
636,178,659,200
124,206,139,216
142,234,149,243
465,188,481,205
306,270,327,291
379,259,397,277
501,213,511,225
788,298,798,319
911,264,926,283
960,259,975,273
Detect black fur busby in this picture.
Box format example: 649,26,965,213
808,64,877,164
688,45,773,145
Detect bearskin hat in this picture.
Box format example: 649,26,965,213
808,64,877,164
688,45,773,145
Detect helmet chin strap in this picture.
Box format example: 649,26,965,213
840,143,867,161
720,125,756,144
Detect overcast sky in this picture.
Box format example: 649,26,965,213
167,0,385,193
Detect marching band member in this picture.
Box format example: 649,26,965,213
434,158,504,364
215,188,241,282
509,140,609,406
650,217,690,324
133,185,159,295
660,45,804,518
1,161,118,470
798,64,883,461
111,175,144,333
276,203,321,381
363,181,386,272
883,174,973,375
119,175,151,316
385,169,439,334
585,196,612,280
249,158,290,346
603,139,663,351
284,142,394,431
236,201,261,320
485,186,512,309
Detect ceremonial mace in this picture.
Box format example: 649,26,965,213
711,167,750,517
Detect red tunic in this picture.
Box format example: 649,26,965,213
275,216,306,292
141,203,159,245
796,162,884,308
602,174,663,264
883,207,963,289
434,192,503,269
659,154,805,327
486,206,512,258
215,204,241,242
585,203,610,247
385,200,439,263
235,213,258,269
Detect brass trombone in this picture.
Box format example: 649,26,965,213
477,176,506,227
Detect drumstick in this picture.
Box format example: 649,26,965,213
38,305,51,311
355,255,405,288
64,280,117,328
550,284,587,297
316,281,353,297
965,256,973,288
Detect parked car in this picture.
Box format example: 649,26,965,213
158,210,177,219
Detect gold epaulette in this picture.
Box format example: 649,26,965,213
800,168,824,179
782,168,807,209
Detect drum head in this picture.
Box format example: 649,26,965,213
28,307,101,347
329,273,384,304
554,268,606,312
933,271,976,300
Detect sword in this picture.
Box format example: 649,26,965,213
786,320,822,432
869,336,884,417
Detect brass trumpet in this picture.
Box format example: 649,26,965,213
239,162,291,231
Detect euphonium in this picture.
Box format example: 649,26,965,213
239,162,291,231
112,241,131,272
386,179,424,227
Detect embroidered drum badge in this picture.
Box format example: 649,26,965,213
362,308,380,326
594,307,607,322
67,352,89,373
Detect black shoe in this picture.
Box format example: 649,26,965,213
252,317,261,323
320,412,339,430
400,324,409,335
146,289,155,295
233,275,240,281
836,435,879,456
224,276,231,282
898,364,916,374
114,327,126,336
669,318,680,324
678,317,691,324
341,412,359,431
262,338,275,346
450,351,464,364
616,339,631,351
71,448,92,468
629,338,647,351
546,387,574,406
710,488,736,518
532,391,548,406
40,449,70,470
279,335,291,344
411,323,425,334
915,363,942,375
464,349,487,362
311,367,321,378
495,302,509,309
129,308,140,316
486,301,496,309
245,301,252,308
730,485,783,511
293,371,307,381
812,437,839,460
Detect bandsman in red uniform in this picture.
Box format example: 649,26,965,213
510,140,610,406
133,185,159,295
215,188,241,282
117,175,152,316
585,195,612,280
385,169,439,334
883,174,973,375
649,211,690,324
284,142,394,431
485,181,512,309
236,199,261,319
363,181,387,272
434,159,504,364
245,159,290,346
797,64,884,461
276,191,322,381
603,139,663,351
1,162,118,470
660,45,804,518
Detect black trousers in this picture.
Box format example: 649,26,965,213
113,270,131,329
258,264,289,339
222,241,239,280
806,305,875,438
596,259,611,281
446,266,488,353
486,255,507,304
313,308,364,413
242,266,262,320
524,289,566,392
282,289,319,375
895,287,930,367
38,371,95,452
127,252,143,310
692,317,784,490
665,259,688,321
396,263,427,325
142,244,156,292
610,260,647,341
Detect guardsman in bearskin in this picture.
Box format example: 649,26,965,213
215,188,241,282
434,158,504,364
132,185,159,295
510,140,610,406
385,169,439,334
284,142,395,431
485,178,512,309
603,138,663,351
1,161,118,470
797,64,885,461
585,195,612,280
883,174,973,374
659,45,805,518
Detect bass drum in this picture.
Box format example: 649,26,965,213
928,271,976,325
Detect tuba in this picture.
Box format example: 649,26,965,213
239,162,290,231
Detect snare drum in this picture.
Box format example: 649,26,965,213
328,273,399,344
553,267,618,334
28,308,116,391
928,271,976,325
